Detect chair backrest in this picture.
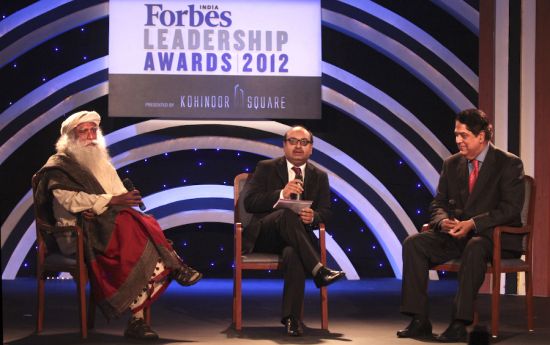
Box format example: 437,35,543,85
521,176,535,227
521,175,536,253
31,173,61,255
234,173,253,228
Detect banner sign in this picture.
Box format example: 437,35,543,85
108,0,321,119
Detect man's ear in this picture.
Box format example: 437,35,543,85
478,130,486,142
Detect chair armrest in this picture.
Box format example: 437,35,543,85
37,219,83,236
235,222,243,264
36,222,86,276
52,225,86,259
494,225,531,235
492,225,531,266
36,222,85,255
74,224,86,277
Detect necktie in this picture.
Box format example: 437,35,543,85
468,159,479,193
291,166,302,180
291,166,303,200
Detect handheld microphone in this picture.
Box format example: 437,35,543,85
292,175,303,200
122,178,146,211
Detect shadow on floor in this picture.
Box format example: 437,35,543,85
222,324,351,344
3,331,197,345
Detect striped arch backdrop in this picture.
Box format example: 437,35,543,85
1,0,538,294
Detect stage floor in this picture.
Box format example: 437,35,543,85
3,278,549,344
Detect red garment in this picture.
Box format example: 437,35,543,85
88,208,172,316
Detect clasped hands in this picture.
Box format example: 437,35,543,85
440,218,475,238
81,190,143,221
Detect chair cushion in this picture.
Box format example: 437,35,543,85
498,258,529,269
242,253,282,263
43,253,77,271
438,259,461,266
434,258,528,270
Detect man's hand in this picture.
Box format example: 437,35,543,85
282,179,304,199
448,219,476,238
299,207,314,225
81,209,95,221
440,218,459,232
109,190,143,207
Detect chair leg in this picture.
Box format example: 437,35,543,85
76,273,88,339
472,298,479,326
144,307,151,325
232,271,236,324
320,286,328,330
233,268,242,330
526,271,534,332
36,275,45,333
491,273,501,338
87,289,95,329
473,310,479,327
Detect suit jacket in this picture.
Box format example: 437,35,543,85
430,143,525,251
242,157,331,253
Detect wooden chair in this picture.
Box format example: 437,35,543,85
426,175,535,337
32,173,93,338
32,173,150,338
232,173,329,331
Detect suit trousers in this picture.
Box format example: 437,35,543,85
253,208,320,320
400,231,492,323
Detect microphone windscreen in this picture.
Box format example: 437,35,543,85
121,178,147,211
122,178,135,191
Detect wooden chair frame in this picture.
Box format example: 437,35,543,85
426,175,535,337
33,173,93,338
232,173,328,331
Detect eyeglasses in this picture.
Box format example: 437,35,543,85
285,138,312,146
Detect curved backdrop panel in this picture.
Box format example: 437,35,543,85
0,0,479,280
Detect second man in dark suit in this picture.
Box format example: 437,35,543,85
243,126,345,336
397,109,525,342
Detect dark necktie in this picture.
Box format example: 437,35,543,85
291,166,303,200
469,159,479,193
291,166,302,180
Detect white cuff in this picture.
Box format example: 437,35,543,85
91,194,112,215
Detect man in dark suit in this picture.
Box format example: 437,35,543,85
243,126,345,336
397,109,525,342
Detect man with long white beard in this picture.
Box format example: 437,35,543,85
34,110,202,340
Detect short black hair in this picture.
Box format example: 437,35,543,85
456,108,493,141
283,126,314,143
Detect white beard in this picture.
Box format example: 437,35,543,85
58,132,126,194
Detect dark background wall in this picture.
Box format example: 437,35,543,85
0,0,479,280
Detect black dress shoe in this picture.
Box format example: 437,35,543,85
313,266,345,288
124,317,159,340
283,316,303,336
396,317,433,339
436,320,468,343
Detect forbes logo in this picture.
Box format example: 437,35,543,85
144,4,232,28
